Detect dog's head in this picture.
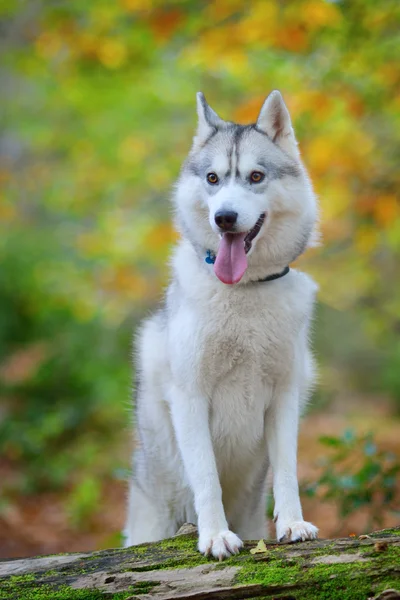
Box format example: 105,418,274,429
174,91,318,284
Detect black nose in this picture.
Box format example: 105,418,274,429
215,210,238,231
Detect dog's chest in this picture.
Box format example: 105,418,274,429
168,271,314,398
197,295,298,446
197,295,296,393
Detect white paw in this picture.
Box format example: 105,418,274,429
198,530,243,560
276,520,318,543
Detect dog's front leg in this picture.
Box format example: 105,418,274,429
266,384,318,543
168,383,243,560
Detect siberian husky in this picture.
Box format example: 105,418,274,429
125,90,319,559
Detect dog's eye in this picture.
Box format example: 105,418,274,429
250,171,264,183
207,173,219,185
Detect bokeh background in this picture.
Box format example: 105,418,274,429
1,0,399,558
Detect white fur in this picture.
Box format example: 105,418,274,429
125,91,319,559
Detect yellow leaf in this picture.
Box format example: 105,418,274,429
355,225,379,254
237,1,278,44
250,539,267,554
118,137,151,164
144,223,178,251
97,39,127,69
301,0,341,30
204,0,245,23
120,0,152,12
0,194,16,223
306,136,333,174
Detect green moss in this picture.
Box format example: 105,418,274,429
299,560,399,600
0,572,158,600
234,542,400,600
369,527,400,537
126,580,158,595
235,558,301,586
359,544,399,559
0,574,36,600
121,534,211,572
0,578,141,600
42,570,58,577
2,531,398,600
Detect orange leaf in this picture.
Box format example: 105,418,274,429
234,96,266,124
373,195,399,228
149,9,183,43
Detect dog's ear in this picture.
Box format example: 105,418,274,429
194,92,225,147
256,91,299,158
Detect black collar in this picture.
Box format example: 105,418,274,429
256,266,290,283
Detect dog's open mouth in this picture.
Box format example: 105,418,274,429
244,213,266,254
214,212,266,285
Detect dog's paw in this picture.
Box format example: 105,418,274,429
276,520,318,543
198,530,243,560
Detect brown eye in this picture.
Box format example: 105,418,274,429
250,171,264,183
207,172,219,184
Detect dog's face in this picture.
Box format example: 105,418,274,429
175,91,318,284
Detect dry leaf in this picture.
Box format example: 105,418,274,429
250,539,267,554
374,541,388,552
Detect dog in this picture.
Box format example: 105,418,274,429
125,90,319,559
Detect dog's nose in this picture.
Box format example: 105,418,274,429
215,210,238,231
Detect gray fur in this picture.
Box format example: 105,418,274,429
184,125,300,204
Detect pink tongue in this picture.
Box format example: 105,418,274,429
214,233,248,284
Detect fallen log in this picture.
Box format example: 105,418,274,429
0,525,399,599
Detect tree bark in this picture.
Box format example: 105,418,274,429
0,525,399,599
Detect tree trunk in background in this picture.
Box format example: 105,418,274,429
0,526,399,599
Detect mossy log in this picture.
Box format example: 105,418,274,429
0,525,399,600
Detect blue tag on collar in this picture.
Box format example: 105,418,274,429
205,250,216,264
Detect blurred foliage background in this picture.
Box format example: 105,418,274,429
0,0,399,556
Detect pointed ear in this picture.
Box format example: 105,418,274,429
256,90,298,157
194,92,225,146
